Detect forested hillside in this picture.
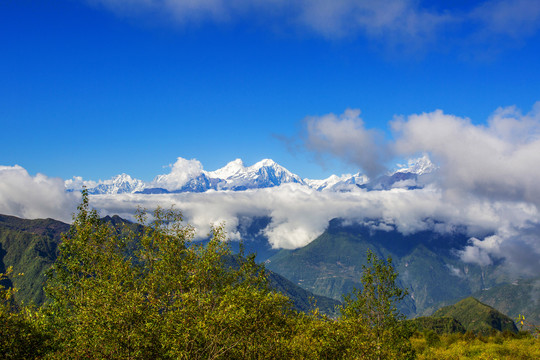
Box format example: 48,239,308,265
266,219,516,317
0,213,339,315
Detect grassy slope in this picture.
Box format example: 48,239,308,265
412,335,540,360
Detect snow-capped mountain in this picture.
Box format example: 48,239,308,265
210,159,305,191
67,155,437,195
89,174,146,195
143,158,306,193
65,174,146,195
304,173,368,192
364,155,437,191
396,154,437,175
209,158,246,179
79,159,307,194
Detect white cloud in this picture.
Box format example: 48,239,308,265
292,0,452,42
392,102,540,205
151,157,204,191
82,0,449,45
64,176,98,191
0,165,80,222
459,235,503,267
292,102,540,274
302,108,389,177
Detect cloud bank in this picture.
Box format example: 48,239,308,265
3,102,540,277
87,182,540,278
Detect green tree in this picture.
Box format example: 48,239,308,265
340,250,414,360
0,267,52,359
44,191,295,359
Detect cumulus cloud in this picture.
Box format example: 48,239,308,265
459,225,540,277
64,176,98,191
0,165,80,222
289,102,540,274
151,157,204,191
302,108,389,177
392,102,540,205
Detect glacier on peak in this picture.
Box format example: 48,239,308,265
208,158,245,179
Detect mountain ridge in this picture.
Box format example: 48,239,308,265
433,297,518,334
66,155,436,194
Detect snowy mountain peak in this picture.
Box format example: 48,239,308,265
304,173,368,191
210,158,245,178
69,173,147,195
253,158,277,168
210,158,304,190
112,173,134,182
396,155,436,175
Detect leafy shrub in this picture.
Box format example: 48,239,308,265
0,267,52,359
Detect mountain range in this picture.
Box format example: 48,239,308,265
65,156,436,195
2,212,535,333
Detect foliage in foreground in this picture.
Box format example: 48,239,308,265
44,195,294,359
0,267,52,359
411,331,540,360
2,192,412,359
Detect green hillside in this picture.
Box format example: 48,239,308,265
433,297,518,334
266,219,506,317
0,214,69,305
267,270,341,317
473,278,540,326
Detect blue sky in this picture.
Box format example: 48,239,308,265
2,0,540,181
